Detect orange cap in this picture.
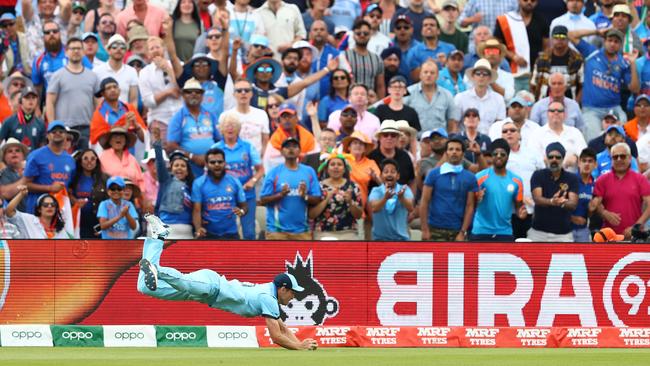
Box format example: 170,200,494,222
593,227,625,242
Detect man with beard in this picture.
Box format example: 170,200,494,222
591,142,650,239
568,28,639,142
327,84,381,142
344,19,385,98
309,20,339,99
22,120,76,214
392,14,418,84
333,105,357,143
260,136,321,240
593,4,642,54
437,49,466,96
408,15,456,82
471,138,526,242
191,147,247,239
46,37,99,150
264,103,318,171
420,137,478,242
94,35,139,105
0,87,46,151
167,79,221,177
95,13,117,62
527,142,579,242
277,48,307,117
368,159,415,241
380,47,403,90
22,0,72,66
292,41,320,118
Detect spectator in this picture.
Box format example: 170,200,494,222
222,78,270,157
214,114,265,240
0,138,28,212
151,142,194,239
191,146,247,239
380,47,403,90
0,87,45,151
68,2,87,39
529,72,584,130
302,0,335,35
528,142,579,242
122,177,144,235
318,69,351,126
332,104,358,142
466,38,514,100
82,32,105,68
591,142,650,238
368,158,415,240
97,176,139,239
438,0,468,53
530,26,583,100
98,126,146,192
292,40,321,119
392,14,419,84
70,149,108,238
23,0,72,66
534,100,587,172
84,0,121,34
572,148,597,242
406,59,461,133
395,119,418,161
174,52,229,119
342,130,380,201
471,138,526,241
549,0,597,47
624,94,650,142
309,153,363,239
277,48,307,116
265,93,285,133
139,36,183,144
593,4,642,54
256,0,306,56
6,186,73,238
0,13,31,76
494,0,549,92
375,75,421,130
171,0,203,63
457,108,490,167
310,19,339,99
93,34,139,105
46,37,99,150
459,0,518,33
31,20,68,98
327,0,361,29
636,5,650,43
489,96,541,146
420,137,478,241
116,0,169,37
0,202,21,239
454,58,506,135
593,125,640,179
369,119,415,188
463,25,511,72
589,111,639,157
568,28,639,142
140,148,166,211
437,49,467,97
90,77,147,151
127,25,149,62
167,78,222,177
391,0,431,43
23,121,76,214
260,137,321,240
501,121,545,238
589,0,615,31
328,84,381,142
344,19,386,98
264,102,318,171
408,14,456,81
93,13,118,62
229,0,266,48
302,128,337,171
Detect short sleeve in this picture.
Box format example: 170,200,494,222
530,170,542,190
468,174,479,193
368,186,383,201
97,201,108,219
403,186,414,200
191,178,203,203
167,112,183,143
593,175,605,197
568,174,579,194
260,170,276,198
423,169,437,187
31,56,43,86
24,153,39,179
258,293,280,319
47,70,62,94
576,40,597,58
638,173,650,196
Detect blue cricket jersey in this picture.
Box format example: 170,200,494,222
191,173,246,236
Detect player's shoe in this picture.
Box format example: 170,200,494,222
145,213,170,240
139,258,158,291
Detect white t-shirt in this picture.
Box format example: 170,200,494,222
93,63,139,104
221,107,270,155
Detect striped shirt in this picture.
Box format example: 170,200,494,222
344,49,384,91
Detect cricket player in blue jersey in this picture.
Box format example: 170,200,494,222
137,214,318,350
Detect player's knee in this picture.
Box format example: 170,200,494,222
137,277,153,295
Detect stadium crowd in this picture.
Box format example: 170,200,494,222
0,0,649,242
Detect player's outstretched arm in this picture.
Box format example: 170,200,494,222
265,317,318,350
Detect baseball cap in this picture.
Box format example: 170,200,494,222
281,136,300,148
278,103,297,116
441,0,459,9
431,127,448,139
394,14,412,25
593,227,624,242
96,77,119,97
107,34,127,49
47,120,67,132
449,49,464,58
183,78,203,91
126,54,146,67
551,25,568,37
635,94,650,105
334,25,349,35
82,32,98,42
419,130,434,141
21,86,38,99
364,3,382,15
603,109,619,121
72,1,86,12
388,75,407,86
0,13,16,22
249,34,269,47
106,176,126,189
606,125,626,137
273,273,305,292
508,96,529,108
605,29,624,41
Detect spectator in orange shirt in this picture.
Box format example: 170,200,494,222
624,94,650,142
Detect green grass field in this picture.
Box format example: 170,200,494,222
1,348,649,366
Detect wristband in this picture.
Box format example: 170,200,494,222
324,66,330,73
189,153,194,160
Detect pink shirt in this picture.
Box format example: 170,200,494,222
327,109,381,142
116,3,168,37
143,171,159,205
594,169,650,234
99,148,146,192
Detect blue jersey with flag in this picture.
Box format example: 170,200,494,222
24,146,75,213
576,40,632,109
472,168,523,236
215,139,261,200
191,173,246,236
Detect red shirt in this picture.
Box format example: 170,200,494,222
594,169,650,234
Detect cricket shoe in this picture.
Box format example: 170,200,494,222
139,258,158,291
144,213,170,240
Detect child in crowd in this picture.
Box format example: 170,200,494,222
368,159,415,240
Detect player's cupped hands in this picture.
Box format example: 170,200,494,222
301,338,318,351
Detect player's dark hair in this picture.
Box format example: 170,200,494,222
381,158,400,174
446,137,466,152
579,148,597,160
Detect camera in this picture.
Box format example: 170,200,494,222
631,223,649,243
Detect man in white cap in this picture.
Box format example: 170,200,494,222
93,34,139,105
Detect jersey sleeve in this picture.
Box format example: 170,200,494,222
260,169,277,198
258,293,280,319
191,177,204,203
166,112,183,143
23,152,40,179
97,200,108,219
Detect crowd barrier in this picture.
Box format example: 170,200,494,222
0,240,648,330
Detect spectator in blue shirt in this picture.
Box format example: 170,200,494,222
438,49,467,96
572,148,597,242
260,137,321,240
392,14,420,85
420,137,478,242
568,27,640,142
97,176,138,239
192,147,247,240
309,19,340,100
408,15,456,82
593,125,640,179
368,158,415,241
167,78,222,177
318,69,350,125
214,114,265,240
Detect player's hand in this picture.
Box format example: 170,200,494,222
301,338,318,350
195,227,207,238
119,205,129,217
517,204,528,220
476,188,486,203
298,181,307,196
17,184,28,195
280,183,290,197
326,56,339,72
232,207,245,217
51,182,65,193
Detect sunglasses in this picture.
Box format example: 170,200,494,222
354,31,370,37
109,186,124,191
208,159,225,165
193,61,209,67
395,25,411,31
473,70,491,77
553,34,567,39
234,88,252,94
341,110,357,117
267,103,279,109
257,66,273,73
547,154,563,160
483,48,501,56
252,44,266,49
548,108,565,113
73,9,85,15
207,34,222,40
129,61,144,68
332,75,348,81
183,90,203,95
43,29,60,35
492,151,508,157
502,128,518,133
0,21,15,28
110,44,127,50
612,154,628,160
40,201,57,208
